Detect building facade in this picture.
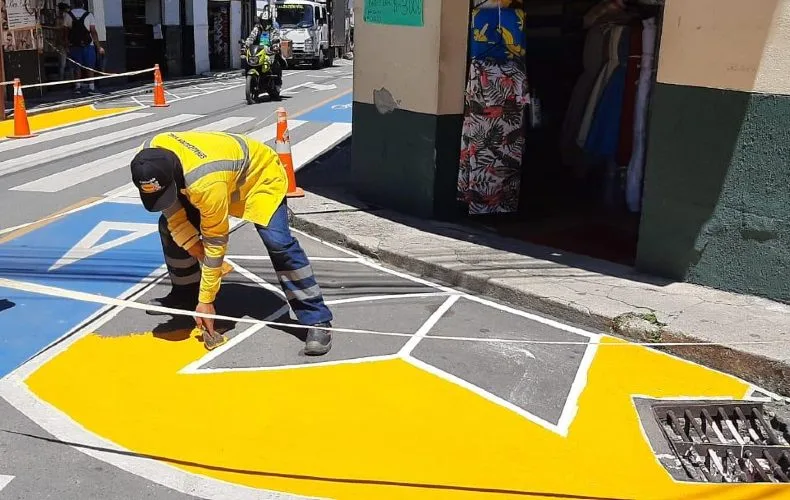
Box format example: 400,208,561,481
351,0,790,303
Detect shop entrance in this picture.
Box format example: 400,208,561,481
208,0,230,71
458,0,664,266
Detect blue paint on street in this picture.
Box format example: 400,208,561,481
298,93,352,124
0,201,163,377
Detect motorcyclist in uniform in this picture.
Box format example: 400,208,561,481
244,6,286,85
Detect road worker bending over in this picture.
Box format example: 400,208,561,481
130,131,334,355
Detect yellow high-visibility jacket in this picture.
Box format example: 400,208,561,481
144,131,287,304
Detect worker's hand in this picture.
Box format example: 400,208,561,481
186,241,205,261
97,46,105,55
195,301,216,337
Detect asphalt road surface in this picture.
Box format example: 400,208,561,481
0,61,787,500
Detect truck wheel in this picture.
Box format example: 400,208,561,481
324,48,334,67
313,49,324,69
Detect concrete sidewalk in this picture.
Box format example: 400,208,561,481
288,140,790,397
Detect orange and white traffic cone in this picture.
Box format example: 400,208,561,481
8,79,36,139
152,64,169,107
276,107,304,198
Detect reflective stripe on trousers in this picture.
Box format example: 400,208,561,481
255,202,333,326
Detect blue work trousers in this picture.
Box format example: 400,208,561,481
158,198,333,326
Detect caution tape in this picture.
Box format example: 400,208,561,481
44,40,115,77
1,275,789,348
21,67,155,89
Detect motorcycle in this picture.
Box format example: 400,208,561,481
240,34,283,104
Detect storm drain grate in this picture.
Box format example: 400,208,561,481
652,401,790,483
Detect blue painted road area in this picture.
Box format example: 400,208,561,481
298,92,352,123
0,201,163,377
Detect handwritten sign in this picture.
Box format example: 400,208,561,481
6,0,37,29
364,0,423,27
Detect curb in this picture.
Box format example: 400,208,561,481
288,153,790,399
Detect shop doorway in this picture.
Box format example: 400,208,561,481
459,0,664,266
122,0,163,81
208,0,230,70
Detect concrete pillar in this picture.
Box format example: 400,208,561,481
162,0,184,75
102,0,126,73
350,0,469,218
230,0,242,69
637,0,790,302
193,0,211,74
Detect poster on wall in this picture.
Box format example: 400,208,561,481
1,0,40,52
5,0,36,29
364,0,423,27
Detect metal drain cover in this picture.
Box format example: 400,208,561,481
643,399,790,483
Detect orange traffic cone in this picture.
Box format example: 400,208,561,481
276,107,304,198
8,79,36,139
152,64,169,107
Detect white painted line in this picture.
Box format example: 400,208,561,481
178,301,292,375
402,355,568,436
353,258,455,293
290,228,360,258
190,354,399,375
554,340,598,435
224,258,285,298
325,292,454,306
11,116,255,193
292,122,352,170
226,255,361,263
0,475,14,492
247,119,307,143
399,295,459,357
0,112,152,154
0,113,202,177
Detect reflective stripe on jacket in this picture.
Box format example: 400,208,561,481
145,131,288,303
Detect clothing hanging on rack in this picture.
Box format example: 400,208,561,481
560,23,611,172
584,24,631,160
625,17,657,213
458,59,529,215
615,22,643,167
458,3,528,216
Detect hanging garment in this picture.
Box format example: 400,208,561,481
584,24,630,161
625,17,657,213
577,25,625,148
615,22,643,167
458,59,529,215
560,24,611,170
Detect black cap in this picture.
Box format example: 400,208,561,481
130,148,180,212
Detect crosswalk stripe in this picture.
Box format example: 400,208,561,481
292,122,352,169
0,113,202,177
11,116,257,193
0,475,13,492
247,119,307,142
0,112,153,155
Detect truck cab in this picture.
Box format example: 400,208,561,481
276,0,330,68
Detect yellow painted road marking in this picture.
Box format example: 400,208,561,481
25,333,789,499
0,105,140,137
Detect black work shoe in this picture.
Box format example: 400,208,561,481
304,322,332,356
146,287,198,316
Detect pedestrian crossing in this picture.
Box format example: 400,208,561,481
0,112,352,204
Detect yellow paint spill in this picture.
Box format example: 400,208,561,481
26,333,789,500
0,105,139,137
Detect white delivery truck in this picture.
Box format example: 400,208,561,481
275,0,351,68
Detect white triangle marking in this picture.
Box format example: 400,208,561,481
0,475,14,491
48,221,159,272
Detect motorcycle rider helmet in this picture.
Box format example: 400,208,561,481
258,5,273,29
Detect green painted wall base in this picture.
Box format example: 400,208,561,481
637,83,790,303
351,102,464,219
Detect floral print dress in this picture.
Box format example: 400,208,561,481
457,59,529,215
